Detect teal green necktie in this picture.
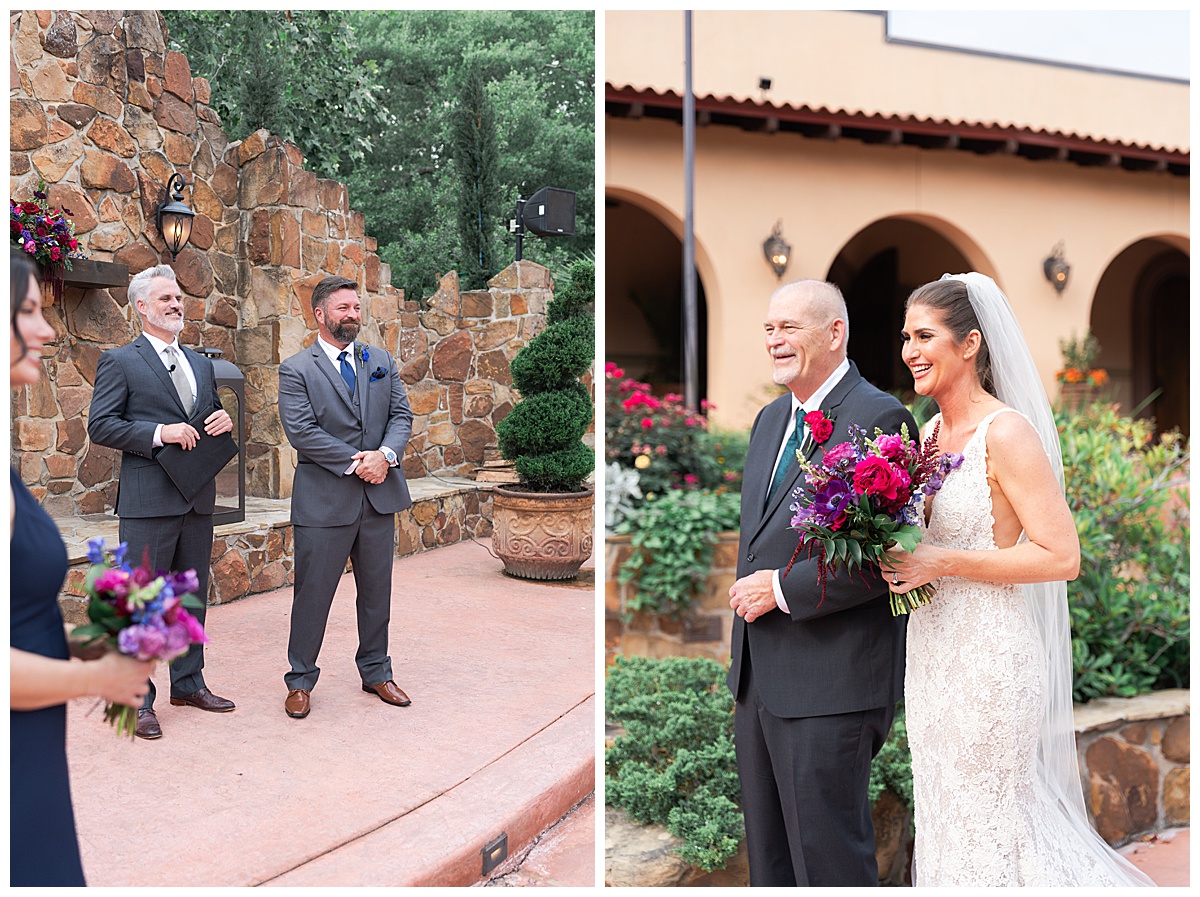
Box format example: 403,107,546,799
766,408,804,507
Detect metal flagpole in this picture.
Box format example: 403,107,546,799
682,10,699,409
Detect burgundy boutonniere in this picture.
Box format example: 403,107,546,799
801,410,834,455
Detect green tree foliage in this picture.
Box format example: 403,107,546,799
496,259,595,492
165,10,594,302
163,11,386,178
344,10,595,300
450,64,501,290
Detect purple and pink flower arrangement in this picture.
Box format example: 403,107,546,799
785,420,964,615
71,538,208,737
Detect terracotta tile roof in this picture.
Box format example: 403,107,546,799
606,84,1189,176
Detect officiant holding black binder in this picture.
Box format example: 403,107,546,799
87,264,237,739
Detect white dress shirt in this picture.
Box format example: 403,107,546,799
144,331,196,448
314,335,397,473
772,357,851,612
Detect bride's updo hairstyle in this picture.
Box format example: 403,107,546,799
906,278,996,397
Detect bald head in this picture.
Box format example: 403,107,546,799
763,279,849,401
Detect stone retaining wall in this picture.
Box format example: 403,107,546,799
56,480,494,621
604,531,737,665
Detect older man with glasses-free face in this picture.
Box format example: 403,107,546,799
87,264,236,739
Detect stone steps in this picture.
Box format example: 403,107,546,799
54,477,494,621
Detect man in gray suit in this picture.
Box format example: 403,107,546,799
88,264,236,739
277,275,414,719
726,280,914,886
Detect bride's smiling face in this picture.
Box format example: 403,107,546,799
901,304,977,397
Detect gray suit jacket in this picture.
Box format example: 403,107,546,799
727,361,915,718
278,339,413,527
87,337,222,517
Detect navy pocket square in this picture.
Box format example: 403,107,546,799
369,366,388,382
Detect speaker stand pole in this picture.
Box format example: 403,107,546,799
514,196,526,262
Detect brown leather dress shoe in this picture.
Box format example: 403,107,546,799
136,708,162,739
285,689,311,718
362,680,411,706
170,686,235,712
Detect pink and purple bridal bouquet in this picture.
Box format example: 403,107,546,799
70,538,208,737
785,421,963,616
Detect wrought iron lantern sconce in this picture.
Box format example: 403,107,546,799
1043,242,1070,292
763,221,791,279
156,173,195,261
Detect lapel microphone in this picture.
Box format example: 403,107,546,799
168,364,176,373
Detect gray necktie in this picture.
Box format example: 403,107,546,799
164,345,194,415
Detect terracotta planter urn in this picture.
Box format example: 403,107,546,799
491,485,595,581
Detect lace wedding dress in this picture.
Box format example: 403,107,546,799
905,409,1141,886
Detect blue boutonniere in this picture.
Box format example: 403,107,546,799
354,345,370,366
369,366,388,382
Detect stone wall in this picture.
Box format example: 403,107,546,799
10,10,546,514
604,531,737,665
1075,692,1190,844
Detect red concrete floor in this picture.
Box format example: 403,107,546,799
486,793,598,886
1121,827,1189,887
62,541,598,887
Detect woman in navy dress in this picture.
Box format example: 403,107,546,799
10,251,153,886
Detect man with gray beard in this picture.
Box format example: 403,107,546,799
88,264,236,739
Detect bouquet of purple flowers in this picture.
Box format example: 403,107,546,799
785,421,964,615
70,538,208,737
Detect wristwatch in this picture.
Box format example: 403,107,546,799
380,446,398,466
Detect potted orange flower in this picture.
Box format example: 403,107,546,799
1056,331,1107,411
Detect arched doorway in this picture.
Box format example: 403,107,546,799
1093,238,1190,436
605,194,708,399
826,217,986,396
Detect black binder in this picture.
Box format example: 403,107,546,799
155,423,239,503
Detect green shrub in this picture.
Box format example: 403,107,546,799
616,489,741,618
606,655,912,872
495,259,595,492
605,655,743,871
1059,405,1189,700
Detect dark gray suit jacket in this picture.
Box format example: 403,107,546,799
278,340,413,527
87,337,222,517
727,361,915,718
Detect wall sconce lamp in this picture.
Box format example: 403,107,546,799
156,173,195,261
763,221,791,279
1043,242,1069,292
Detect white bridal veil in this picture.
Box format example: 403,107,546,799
946,272,1153,886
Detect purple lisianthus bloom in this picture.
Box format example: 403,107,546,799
167,569,200,598
161,623,192,661
118,623,167,661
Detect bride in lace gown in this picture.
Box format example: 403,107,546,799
885,274,1153,887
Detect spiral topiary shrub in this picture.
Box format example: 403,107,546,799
496,259,596,492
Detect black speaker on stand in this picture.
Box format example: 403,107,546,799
511,187,576,261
